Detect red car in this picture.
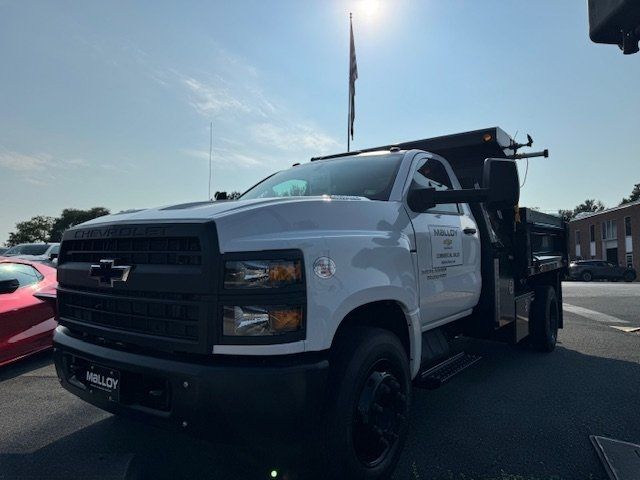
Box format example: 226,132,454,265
0,258,57,367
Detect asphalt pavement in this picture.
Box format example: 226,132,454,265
1,282,639,480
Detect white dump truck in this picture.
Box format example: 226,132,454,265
53,127,567,479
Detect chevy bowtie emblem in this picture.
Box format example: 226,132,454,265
89,259,132,287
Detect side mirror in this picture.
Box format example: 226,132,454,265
407,188,437,212
406,158,519,213
49,253,59,261
0,278,19,294
482,158,520,208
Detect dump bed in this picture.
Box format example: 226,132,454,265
313,127,515,189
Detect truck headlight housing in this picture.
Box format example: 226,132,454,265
223,305,303,336
224,259,302,289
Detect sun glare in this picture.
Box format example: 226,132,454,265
359,0,381,19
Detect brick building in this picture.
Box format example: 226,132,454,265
568,200,639,273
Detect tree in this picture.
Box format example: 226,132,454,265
557,209,574,222
557,198,605,221
620,183,640,205
49,207,110,241
6,216,56,246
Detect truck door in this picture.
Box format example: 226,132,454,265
404,155,482,327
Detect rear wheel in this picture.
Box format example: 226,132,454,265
530,285,559,352
623,271,636,282
581,271,593,282
321,327,410,479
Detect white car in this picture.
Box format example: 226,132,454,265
3,243,60,264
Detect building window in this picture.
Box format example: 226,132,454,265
575,230,581,245
627,253,634,268
590,224,595,242
602,220,617,240
625,216,631,236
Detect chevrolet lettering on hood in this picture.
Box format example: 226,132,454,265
74,225,169,239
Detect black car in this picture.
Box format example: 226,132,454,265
568,260,637,282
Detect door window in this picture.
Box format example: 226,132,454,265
411,158,460,214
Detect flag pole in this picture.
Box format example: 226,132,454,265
347,12,352,153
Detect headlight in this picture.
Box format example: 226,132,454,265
224,259,302,289
223,305,303,336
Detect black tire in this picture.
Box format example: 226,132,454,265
530,285,559,352
581,271,593,282
321,327,411,480
623,271,636,282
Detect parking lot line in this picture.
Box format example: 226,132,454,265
563,304,630,324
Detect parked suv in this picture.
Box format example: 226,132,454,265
569,260,636,282
3,243,60,264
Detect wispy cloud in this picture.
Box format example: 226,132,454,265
250,123,339,154
181,76,252,116
181,147,265,168
145,42,339,171
0,150,51,172
0,149,89,172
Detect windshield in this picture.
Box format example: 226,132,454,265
0,263,43,287
4,244,50,256
241,154,403,201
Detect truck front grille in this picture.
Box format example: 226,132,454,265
57,222,220,354
60,237,202,266
58,289,201,341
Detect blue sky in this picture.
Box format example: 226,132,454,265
1,0,639,244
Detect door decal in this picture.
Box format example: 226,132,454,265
429,225,463,267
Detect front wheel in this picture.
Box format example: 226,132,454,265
321,327,411,479
581,271,593,282
530,285,559,352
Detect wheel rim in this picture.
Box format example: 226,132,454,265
352,358,408,468
583,272,592,281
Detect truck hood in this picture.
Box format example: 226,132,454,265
78,196,371,226
70,195,415,253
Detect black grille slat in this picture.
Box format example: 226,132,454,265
60,236,202,266
58,290,199,341
58,285,202,302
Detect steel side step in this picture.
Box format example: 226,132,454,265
415,352,481,389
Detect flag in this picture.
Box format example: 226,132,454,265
349,14,358,141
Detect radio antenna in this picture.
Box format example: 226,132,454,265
208,122,213,200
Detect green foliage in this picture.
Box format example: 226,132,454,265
5,207,110,246
620,183,640,205
6,216,56,246
558,198,605,221
49,207,110,241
